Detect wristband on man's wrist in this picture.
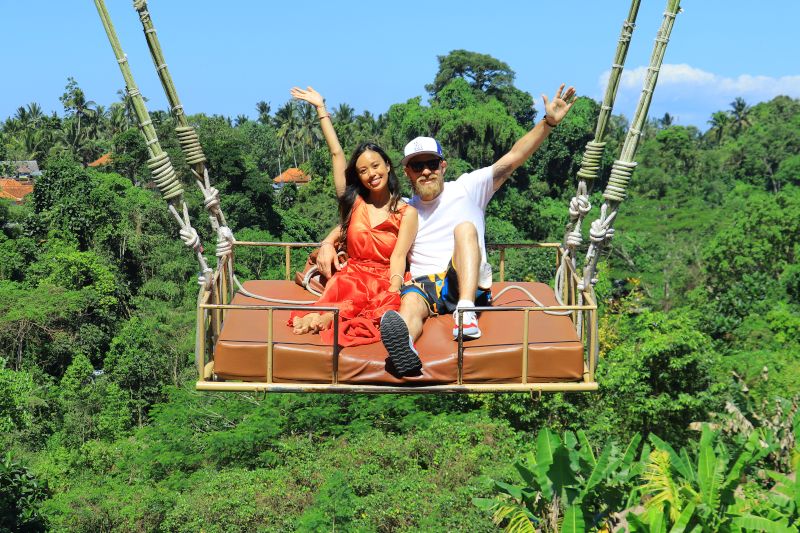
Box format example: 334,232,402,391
543,115,558,128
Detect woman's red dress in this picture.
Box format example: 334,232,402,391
289,196,407,346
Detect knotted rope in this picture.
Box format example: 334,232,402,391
147,152,183,200
555,0,642,324
129,0,329,306
177,126,207,165
94,0,214,290
579,0,681,294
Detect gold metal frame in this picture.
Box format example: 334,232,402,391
195,242,599,393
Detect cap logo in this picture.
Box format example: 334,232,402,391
413,140,425,152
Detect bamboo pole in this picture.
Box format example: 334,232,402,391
562,0,642,251
93,0,212,278
267,309,274,383
131,1,225,226
581,0,682,293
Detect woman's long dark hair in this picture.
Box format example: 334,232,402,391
338,142,402,249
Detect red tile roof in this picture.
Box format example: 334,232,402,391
273,167,310,184
0,179,34,203
88,153,113,167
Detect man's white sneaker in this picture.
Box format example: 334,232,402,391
452,310,481,340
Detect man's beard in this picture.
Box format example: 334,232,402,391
414,177,443,200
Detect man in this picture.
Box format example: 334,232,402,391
379,84,577,376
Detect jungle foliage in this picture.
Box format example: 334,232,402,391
1,50,799,530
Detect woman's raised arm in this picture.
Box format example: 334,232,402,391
290,86,347,198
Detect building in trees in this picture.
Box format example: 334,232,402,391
272,167,310,190
0,160,38,203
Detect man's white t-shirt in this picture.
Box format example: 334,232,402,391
407,166,495,277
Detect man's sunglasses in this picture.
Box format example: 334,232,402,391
407,158,442,172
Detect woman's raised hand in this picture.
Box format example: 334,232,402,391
290,86,325,108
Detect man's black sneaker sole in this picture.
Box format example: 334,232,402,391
381,311,422,376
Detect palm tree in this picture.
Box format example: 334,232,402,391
274,101,299,172
658,112,674,128
707,111,730,146
60,80,97,153
19,103,45,131
331,103,356,148
61,120,92,164
22,129,53,161
87,104,109,139
109,103,128,136
356,110,378,138
14,106,30,129
235,115,249,127
332,103,355,124
295,104,322,161
256,100,271,124
729,97,751,137
117,89,137,127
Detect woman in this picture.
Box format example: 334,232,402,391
288,86,418,347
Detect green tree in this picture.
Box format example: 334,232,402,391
729,96,752,137
427,49,536,124
104,313,191,426
0,452,49,532
59,353,130,445
707,111,731,146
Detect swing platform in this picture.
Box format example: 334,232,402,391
195,242,598,394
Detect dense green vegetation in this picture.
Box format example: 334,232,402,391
1,50,799,530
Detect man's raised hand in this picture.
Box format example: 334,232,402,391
541,84,577,125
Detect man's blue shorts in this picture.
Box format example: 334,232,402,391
400,260,492,316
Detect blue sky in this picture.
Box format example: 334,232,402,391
2,1,798,130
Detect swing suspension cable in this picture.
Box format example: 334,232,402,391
93,0,213,288
554,0,642,331
579,0,682,296
561,0,641,261
130,0,316,305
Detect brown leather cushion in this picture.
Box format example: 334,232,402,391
213,280,584,384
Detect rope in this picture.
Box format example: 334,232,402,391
176,126,207,165
147,152,183,200
94,0,214,292
493,285,572,316
232,276,317,305
216,226,234,259
167,202,212,286
190,167,226,226
576,140,606,181
578,0,681,293
602,160,637,202
556,0,641,314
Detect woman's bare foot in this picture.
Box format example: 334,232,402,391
292,312,334,334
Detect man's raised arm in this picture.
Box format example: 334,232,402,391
491,84,577,191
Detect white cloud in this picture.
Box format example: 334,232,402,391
597,64,800,128
602,63,800,98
